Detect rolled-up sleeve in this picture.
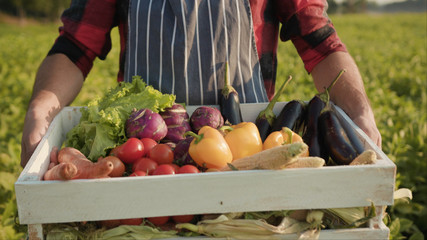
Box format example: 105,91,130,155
276,0,347,73
48,0,118,78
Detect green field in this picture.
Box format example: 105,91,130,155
0,13,426,239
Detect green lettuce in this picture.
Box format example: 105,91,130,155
65,76,175,161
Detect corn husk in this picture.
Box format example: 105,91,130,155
306,210,324,228
323,202,376,228
45,222,101,240
244,210,291,221
45,222,178,240
349,150,377,165
176,214,313,239
299,229,321,240
101,225,177,240
46,228,79,240
393,188,413,202
221,142,308,170
284,157,325,168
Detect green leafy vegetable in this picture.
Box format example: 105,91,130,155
101,225,177,240
65,76,175,160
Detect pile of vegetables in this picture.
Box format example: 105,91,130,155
65,76,175,160
42,73,387,239
255,69,376,166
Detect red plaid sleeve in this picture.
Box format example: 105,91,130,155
48,0,118,78
276,0,347,73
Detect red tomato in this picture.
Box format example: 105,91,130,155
177,165,200,174
146,216,170,226
149,144,174,164
152,164,175,175
99,219,121,229
132,157,158,175
168,163,180,172
140,138,158,156
120,218,143,225
129,170,147,176
172,214,194,223
109,146,120,157
115,138,145,164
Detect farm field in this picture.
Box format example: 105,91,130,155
0,13,426,239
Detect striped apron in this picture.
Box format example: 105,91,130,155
125,0,269,105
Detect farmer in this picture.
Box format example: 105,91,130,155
20,0,381,167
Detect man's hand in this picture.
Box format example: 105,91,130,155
21,106,55,168
311,52,382,148
20,54,84,168
351,115,382,148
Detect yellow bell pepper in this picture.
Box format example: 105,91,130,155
263,127,309,157
186,126,233,169
223,122,263,161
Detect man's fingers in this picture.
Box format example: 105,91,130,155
353,116,382,149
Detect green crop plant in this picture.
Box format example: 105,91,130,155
1,13,425,239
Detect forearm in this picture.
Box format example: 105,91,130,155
31,53,83,107
21,54,84,167
311,52,371,118
311,51,381,147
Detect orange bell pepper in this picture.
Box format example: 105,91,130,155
263,127,309,157
223,122,263,161
186,126,233,169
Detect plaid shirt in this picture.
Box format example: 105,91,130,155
49,0,346,99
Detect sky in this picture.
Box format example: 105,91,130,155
335,0,407,5
374,0,407,4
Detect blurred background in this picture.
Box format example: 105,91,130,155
0,0,425,239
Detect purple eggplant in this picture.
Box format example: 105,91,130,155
255,75,292,141
125,108,167,141
302,95,328,160
173,136,196,166
160,103,192,143
318,108,358,165
303,69,347,162
190,106,224,132
271,100,306,133
219,62,243,125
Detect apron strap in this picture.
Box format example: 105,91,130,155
126,0,268,105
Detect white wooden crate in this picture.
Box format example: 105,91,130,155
15,103,396,239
